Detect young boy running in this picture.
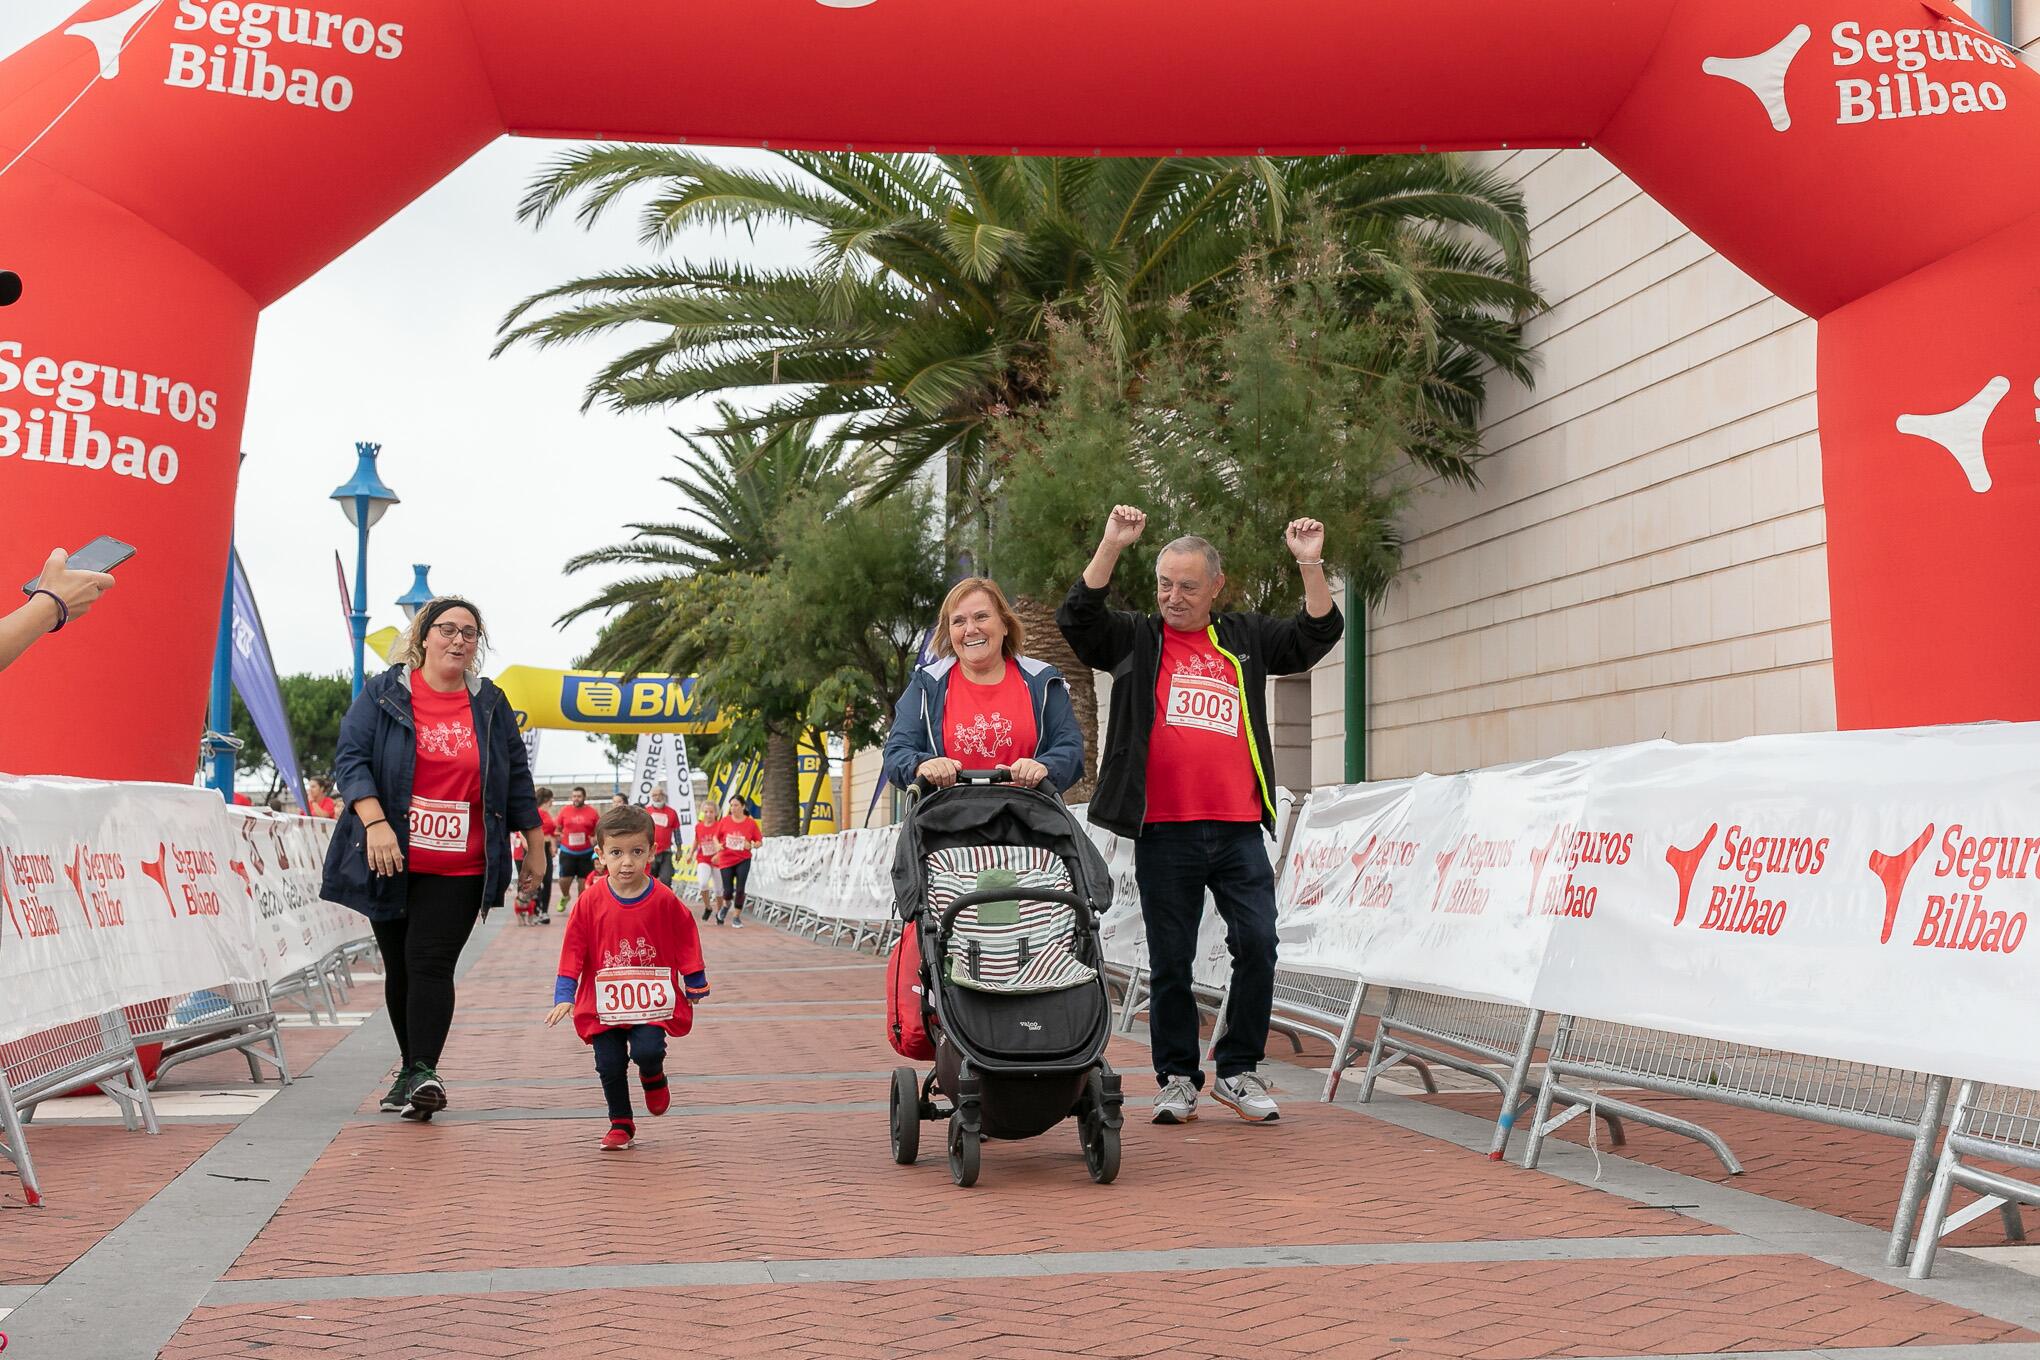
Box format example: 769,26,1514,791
546,804,710,1150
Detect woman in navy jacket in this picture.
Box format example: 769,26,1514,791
881,577,1086,795
321,597,541,1120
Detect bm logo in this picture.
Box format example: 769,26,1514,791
562,675,713,724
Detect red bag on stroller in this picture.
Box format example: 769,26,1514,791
886,924,936,1060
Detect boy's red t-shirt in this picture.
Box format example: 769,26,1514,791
555,803,600,854
557,878,707,1042
644,804,682,854
408,675,486,875
710,816,762,868
1144,624,1263,824
941,661,1038,771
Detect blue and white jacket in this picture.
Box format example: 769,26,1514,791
880,655,1085,796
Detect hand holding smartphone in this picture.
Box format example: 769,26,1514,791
21,538,131,632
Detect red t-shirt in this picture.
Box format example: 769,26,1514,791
407,675,486,874
1144,625,1263,823
557,878,707,1041
710,816,762,868
644,804,682,854
693,822,716,865
309,796,337,819
555,803,600,854
537,808,556,847
941,662,1038,771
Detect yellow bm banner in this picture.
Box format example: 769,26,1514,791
495,665,727,734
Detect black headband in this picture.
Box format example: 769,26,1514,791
419,597,482,636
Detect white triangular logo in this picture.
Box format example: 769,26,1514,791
1702,24,1813,132
64,0,159,80
1895,376,2010,494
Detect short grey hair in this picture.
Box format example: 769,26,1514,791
1157,535,1223,578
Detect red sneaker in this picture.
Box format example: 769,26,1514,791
642,1072,670,1117
599,1122,635,1151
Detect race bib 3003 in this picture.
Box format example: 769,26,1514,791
408,796,471,854
595,966,676,1025
1166,673,1240,736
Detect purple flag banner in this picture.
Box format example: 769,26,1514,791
230,550,306,811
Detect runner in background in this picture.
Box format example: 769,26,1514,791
534,787,558,924
306,777,338,819
709,794,762,928
555,786,600,916
643,784,682,888
693,816,718,923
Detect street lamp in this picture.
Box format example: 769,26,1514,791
330,441,399,699
396,564,434,620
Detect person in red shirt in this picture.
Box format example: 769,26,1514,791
642,785,683,888
547,804,709,1150
305,776,338,819
1057,506,1341,1126
692,817,719,923
708,795,762,928
554,786,600,914
533,787,558,924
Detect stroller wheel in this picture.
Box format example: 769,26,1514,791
1081,1115,1121,1184
947,1114,980,1187
889,1067,920,1165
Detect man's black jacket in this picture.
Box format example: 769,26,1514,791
1056,577,1344,839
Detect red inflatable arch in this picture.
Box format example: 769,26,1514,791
2,0,2037,780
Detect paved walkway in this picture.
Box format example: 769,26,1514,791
4,916,2040,1359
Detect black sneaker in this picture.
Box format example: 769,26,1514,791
378,1068,414,1114
402,1065,447,1121
701,906,714,922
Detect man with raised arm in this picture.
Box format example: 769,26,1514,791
1057,505,1342,1125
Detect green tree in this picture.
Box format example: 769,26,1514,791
563,414,847,834
228,672,354,804
987,225,1438,785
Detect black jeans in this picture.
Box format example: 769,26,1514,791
370,872,483,1071
1133,820,1278,1086
591,1024,668,1122
652,851,675,887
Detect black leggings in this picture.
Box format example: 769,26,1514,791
371,872,483,1070
718,859,751,916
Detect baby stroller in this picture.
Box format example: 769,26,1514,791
887,770,1124,1187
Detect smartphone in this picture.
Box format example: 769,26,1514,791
21,536,137,596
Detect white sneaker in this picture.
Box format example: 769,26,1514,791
1151,1075,1198,1124
1211,1071,1280,1122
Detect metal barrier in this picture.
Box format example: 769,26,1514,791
1526,1015,1953,1265
1910,1082,2036,1279
124,982,291,1087
1199,967,1403,1102
1354,991,1622,1157
0,1011,159,1207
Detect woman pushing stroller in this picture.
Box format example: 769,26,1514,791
880,577,1086,797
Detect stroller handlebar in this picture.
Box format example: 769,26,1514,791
935,886,1094,941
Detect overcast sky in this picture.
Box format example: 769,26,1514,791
2,3,812,783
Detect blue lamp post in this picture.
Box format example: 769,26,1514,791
330,442,399,699
395,563,434,620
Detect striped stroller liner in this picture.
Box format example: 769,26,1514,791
925,845,1098,995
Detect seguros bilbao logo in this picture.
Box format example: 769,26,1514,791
1868,822,2030,954
1524,823,1634,920
2,845,62,940
1703,18,2014,132
64,843,128,928
1664,823,1828,936
67,0,407,114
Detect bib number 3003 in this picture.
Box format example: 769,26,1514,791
1166,673,1239,736
408,795,471,854
595,966,675,1025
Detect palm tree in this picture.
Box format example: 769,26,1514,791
563,405,842,833
505,149,1544,791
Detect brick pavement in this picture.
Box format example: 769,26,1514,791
9,914,2040,1358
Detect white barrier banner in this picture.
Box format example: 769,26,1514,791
1277,727,2040,1091
0,778,264,1045
225,808,362,978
